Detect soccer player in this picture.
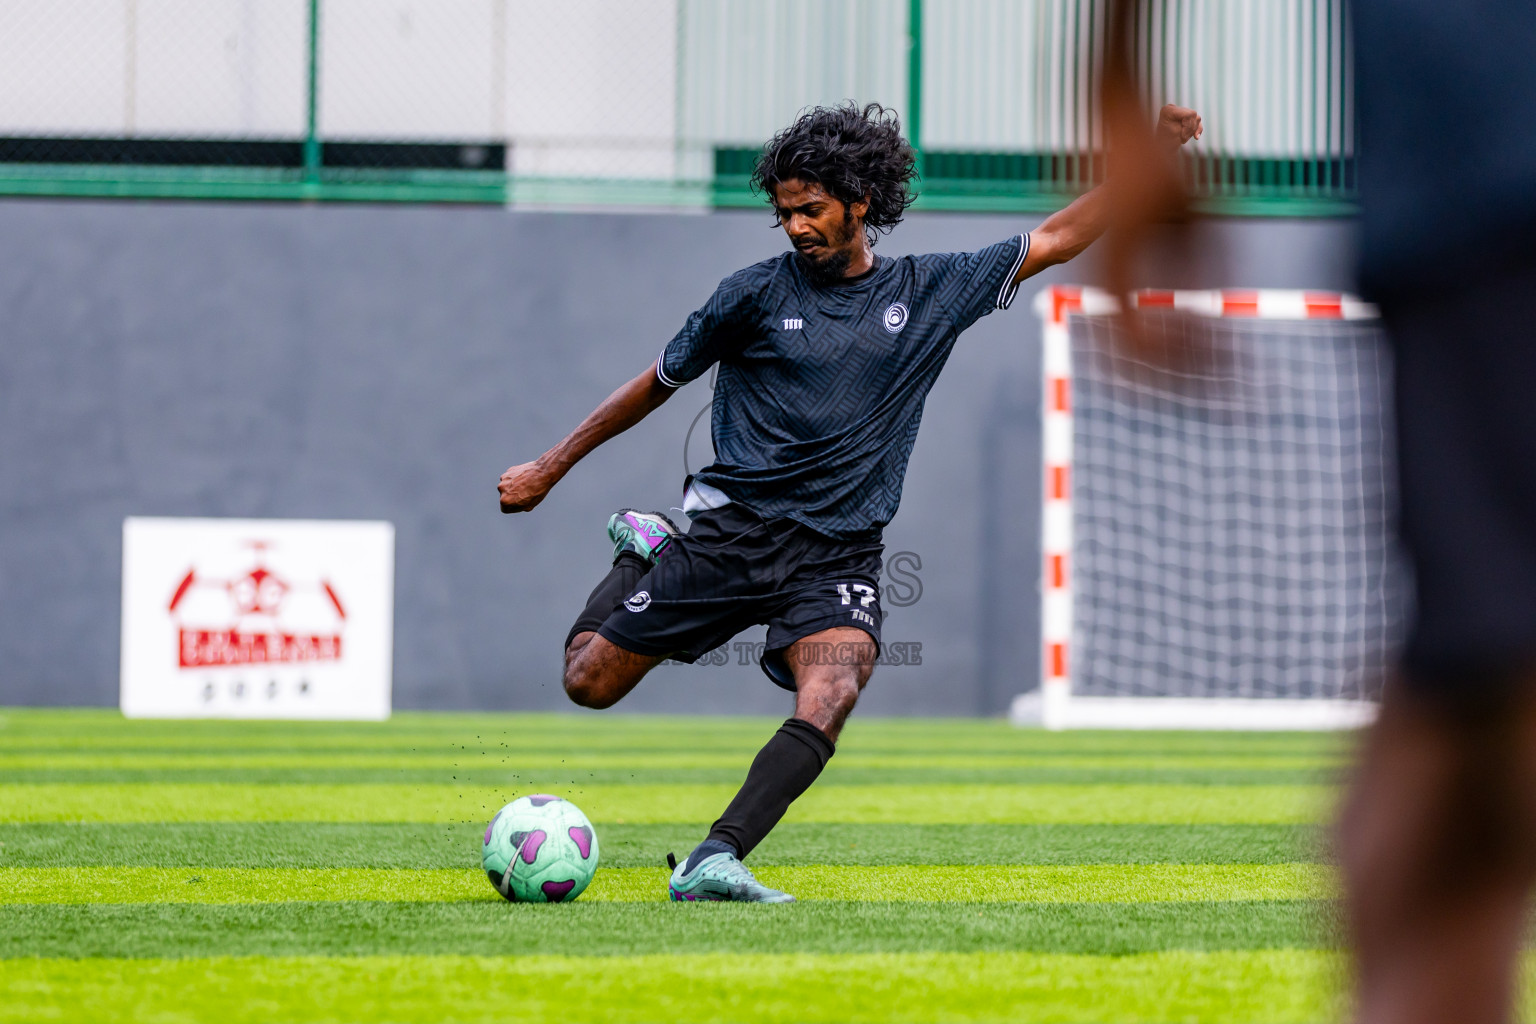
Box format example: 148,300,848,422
498,101,1202,902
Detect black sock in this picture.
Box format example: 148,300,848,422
564,551,648,651
683,838,738,869
704,718,836,860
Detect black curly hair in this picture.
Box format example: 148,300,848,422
751,102,918,245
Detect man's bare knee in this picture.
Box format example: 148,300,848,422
562,644,609,708
793,667,867,742
786,629,877,742
561,662,598,708
802,671,861,712
561,634,654,710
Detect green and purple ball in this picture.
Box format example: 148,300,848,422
482,794,599,903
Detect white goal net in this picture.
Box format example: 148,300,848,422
1021,286,1407,730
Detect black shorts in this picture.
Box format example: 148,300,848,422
1390,265,1536,688
596,503,884,690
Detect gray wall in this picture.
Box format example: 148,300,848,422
0,199,1356,714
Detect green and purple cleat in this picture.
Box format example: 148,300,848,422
608,509,680,564
667,851,795,903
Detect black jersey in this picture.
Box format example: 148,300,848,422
656,235,1028,540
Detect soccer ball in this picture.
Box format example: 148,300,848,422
482,794,599,903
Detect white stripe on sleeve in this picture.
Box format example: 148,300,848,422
654,347,684,389
996,233,1030,310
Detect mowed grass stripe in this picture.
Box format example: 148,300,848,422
1,901,1337,958
0,768,1338,787
0,951,1347,1024
0,709,1355,753
0,770,1341,788
0,864,1333,905
0,751,1346,772
0,822,1323,868
0,739,1347,762
0,783,1335,824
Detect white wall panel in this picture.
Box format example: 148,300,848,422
506,0,678,178
679,0,906,146
322,0,498,140
134,0,307,136
0,0,129,134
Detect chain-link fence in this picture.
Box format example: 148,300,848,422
0,0,1355,211
0,0,505,202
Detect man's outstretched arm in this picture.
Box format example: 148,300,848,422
1011,104,1202,283
498,359,676,513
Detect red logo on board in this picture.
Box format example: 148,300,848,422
167,541,346,669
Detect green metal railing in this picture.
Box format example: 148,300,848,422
0,0,1354,214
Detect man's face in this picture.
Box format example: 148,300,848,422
770,178,868,281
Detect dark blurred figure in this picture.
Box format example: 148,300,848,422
1101,2,1536,1021
1340,4,1536,1023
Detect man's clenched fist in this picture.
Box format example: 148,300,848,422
1157,104,1203,146
498,462,555,514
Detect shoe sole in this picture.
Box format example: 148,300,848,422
616,508,682,535
668,885,793,903
612,509,680,560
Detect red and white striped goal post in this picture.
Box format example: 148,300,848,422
1022,285,1383,731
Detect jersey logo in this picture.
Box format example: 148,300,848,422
624,591,651,613
782,317,804,330
882,303,909,334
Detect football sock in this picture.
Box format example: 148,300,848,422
704,717,836,860
683,838,738,870
563,551,649,651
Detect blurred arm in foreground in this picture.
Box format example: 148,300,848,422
1012,103,1201,292
1094,0,1211,365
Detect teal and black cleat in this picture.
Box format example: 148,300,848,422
667,851,795,903
608,509,680,564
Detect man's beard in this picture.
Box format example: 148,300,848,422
793,210,859,284
795,245,853,284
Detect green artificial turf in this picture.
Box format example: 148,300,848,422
0,821,1322,868
0,766,1341,785
0,781,1335,824
0,901,1336,958
0,709,1353,1023
0,951,1349,1024
0,708,1355,750
0,862,1333,905
0,746,1344,785
0,751,1344,771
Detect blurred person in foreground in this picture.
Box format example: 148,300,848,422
498,101,1200,903
1343,4,1536,1022
1101,2,1536,1021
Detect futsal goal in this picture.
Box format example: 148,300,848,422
1017,286,1405,730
